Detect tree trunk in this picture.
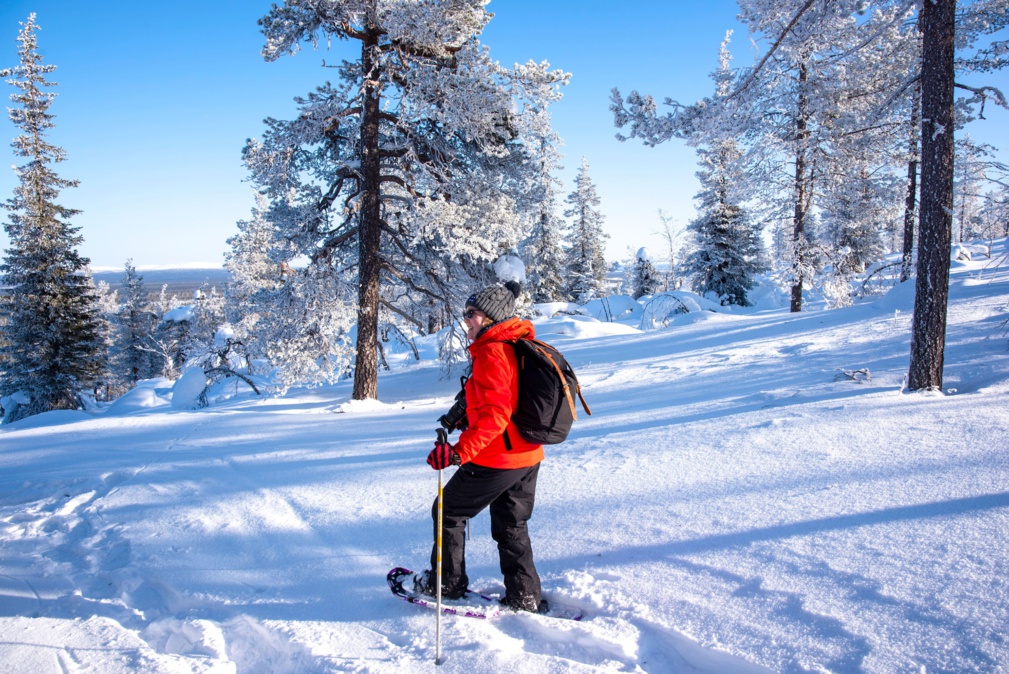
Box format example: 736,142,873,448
908,0,955,392
790,61,809,313
900,84,920,283
353,26,382,400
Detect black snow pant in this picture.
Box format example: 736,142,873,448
430,462,541,603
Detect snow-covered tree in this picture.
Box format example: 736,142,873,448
631,247,660,300
224,192,283,365
112,260,159,389
821,158,893,276
952,135,994,243
246,0,568,397
563,157,609,302
0,15,107,422
655,209,685,292
685,139,765,306
521,141,568,303
613,9,915,311
149,287,224,381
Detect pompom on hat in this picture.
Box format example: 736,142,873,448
466,280,522,323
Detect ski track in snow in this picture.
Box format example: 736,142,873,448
2,243,1009,673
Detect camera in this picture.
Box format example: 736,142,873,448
438,377,468,432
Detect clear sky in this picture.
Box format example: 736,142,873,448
1,1,1006,270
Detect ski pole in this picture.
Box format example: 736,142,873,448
435,428,447,666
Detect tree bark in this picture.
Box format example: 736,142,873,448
790,61,810,313
353,24,382,401
908,0,955,392
900,83,920,283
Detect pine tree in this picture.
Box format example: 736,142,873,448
563,157,609,302
909,0,956,392
0,15,107,422
248,1,567,395
685,140,765,306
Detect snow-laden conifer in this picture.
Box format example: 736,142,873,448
685,139,766,307
521,140,567,303
224,192,283,368
563,157,609,302
0,15,107,422
111,260,159,390
631,247,660,300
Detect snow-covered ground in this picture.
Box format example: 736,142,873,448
2,242,1008,673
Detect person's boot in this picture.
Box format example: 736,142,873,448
413,570,467,600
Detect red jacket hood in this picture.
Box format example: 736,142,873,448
470,317,536,350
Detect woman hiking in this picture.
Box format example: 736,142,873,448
416,280,546,613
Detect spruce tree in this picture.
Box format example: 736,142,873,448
0,15,107,422
564,157,609,302
113,260,158,389
524,211,568,303
631,248,660,300
686,140,765,306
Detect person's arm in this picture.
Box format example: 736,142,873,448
454,343,515,464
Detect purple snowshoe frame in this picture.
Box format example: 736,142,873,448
387,567,501,619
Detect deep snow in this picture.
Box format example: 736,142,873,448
2,242,1008,673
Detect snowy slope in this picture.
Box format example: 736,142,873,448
2,243,1008,673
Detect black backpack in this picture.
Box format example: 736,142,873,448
511,338,591,445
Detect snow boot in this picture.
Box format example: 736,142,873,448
501,594,549,614
413,569,467,601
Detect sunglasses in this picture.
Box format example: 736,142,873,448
463,308,480,319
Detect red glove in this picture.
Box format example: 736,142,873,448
427,441,460,470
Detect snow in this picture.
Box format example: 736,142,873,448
163,305,197,323
493,254,527,284
3,242,1009,673
170,369,208,410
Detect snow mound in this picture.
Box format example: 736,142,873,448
2,409,92,430
334,398,398,414
873,277,916,312
533,301,583,317
533,314,641,340
580,295,643,322
171,369,208,409
108,386,170,414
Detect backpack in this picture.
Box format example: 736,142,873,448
511,338,591,445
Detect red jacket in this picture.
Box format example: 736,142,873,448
455,317,544,469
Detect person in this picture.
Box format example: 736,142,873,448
418,280,547,613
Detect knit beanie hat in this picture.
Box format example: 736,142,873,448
466,280,522,323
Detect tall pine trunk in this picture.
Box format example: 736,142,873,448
900,84,920,283
790,62,810,313
353,26,382,400
908,0,955,391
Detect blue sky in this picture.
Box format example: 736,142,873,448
0,1,1006,270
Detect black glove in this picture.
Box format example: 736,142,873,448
427,441,460,470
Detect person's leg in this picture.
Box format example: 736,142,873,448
489,463,542,610
428,464,516,598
